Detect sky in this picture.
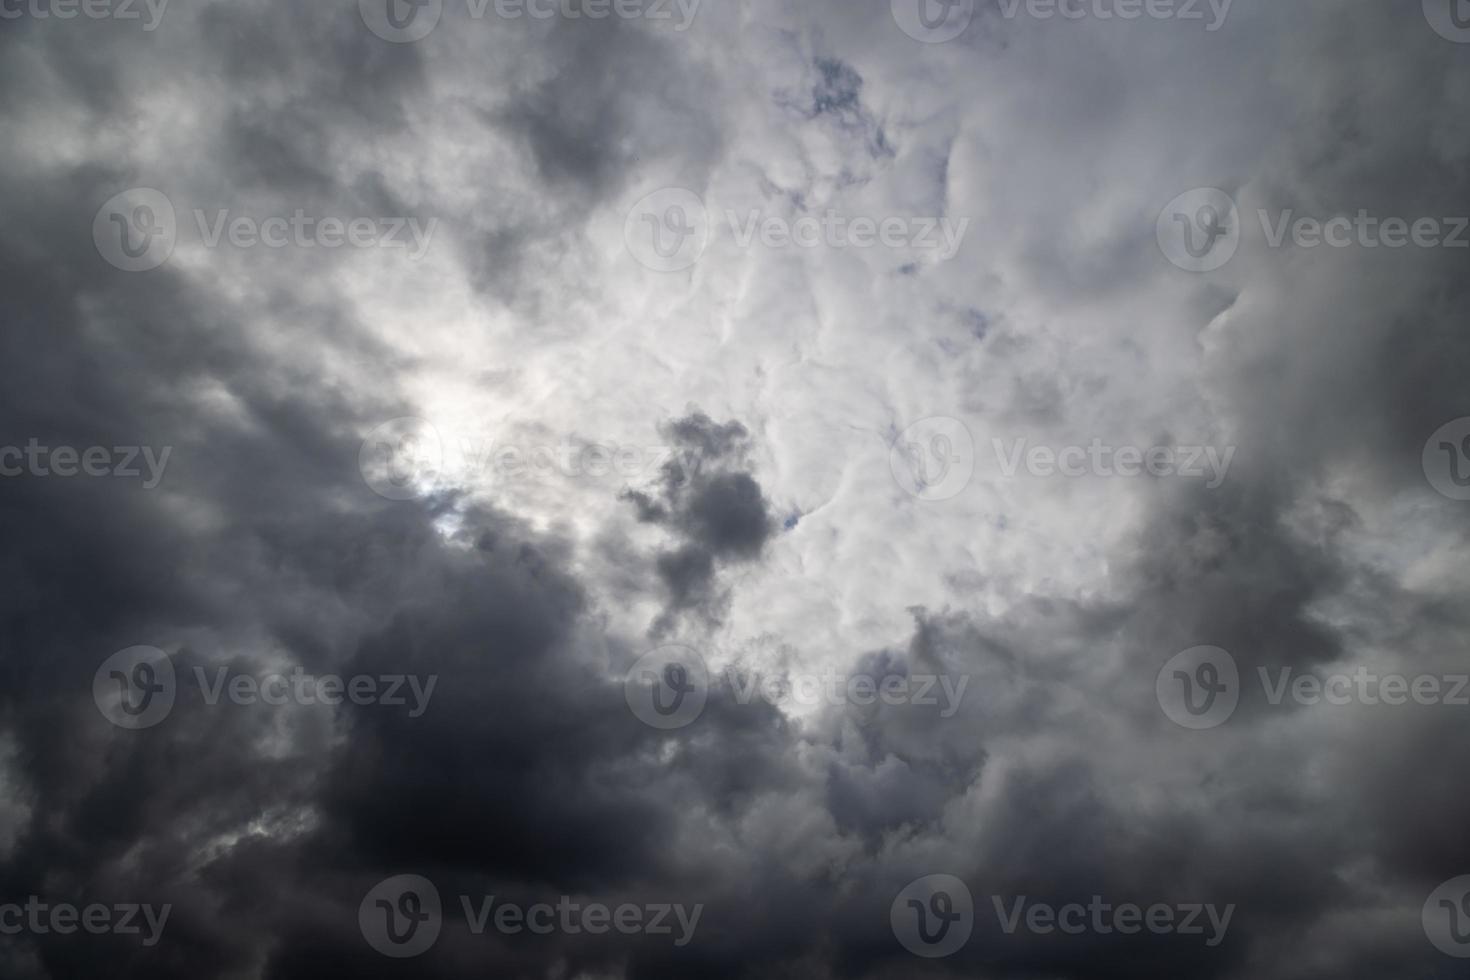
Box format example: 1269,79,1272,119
2,0,1470,977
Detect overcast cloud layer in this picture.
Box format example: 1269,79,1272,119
2,0,1469,977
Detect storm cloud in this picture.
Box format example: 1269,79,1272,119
0,0,1467,977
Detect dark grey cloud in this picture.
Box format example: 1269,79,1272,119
623,412,775,635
